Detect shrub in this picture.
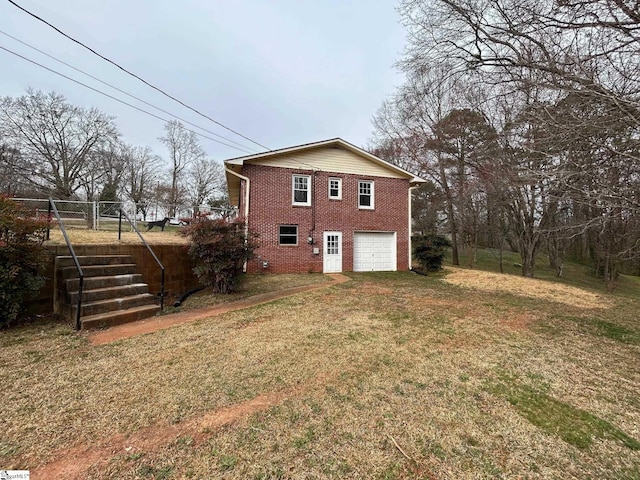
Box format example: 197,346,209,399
0,196,48,328
413,234,452,273
183,219,257,294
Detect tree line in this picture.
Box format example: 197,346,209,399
371,0,639,287
0,89,227,219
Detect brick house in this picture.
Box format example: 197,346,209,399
224,138,425,274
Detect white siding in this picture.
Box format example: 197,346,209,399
246,147,406,178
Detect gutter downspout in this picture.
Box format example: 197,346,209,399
225,167,250,272
409,184,419,270
310,169,317,243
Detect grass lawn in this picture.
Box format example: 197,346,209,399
165,273,333,313
45,224,189,246
1,260,639,478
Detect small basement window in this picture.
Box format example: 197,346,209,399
328,177,342,199
279,225,298,245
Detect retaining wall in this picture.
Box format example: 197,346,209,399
29,244,199,314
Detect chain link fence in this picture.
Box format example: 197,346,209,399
13,198,95,229
141,203,238,224
12,198,137,231
96,201,137,231
12,198,238,231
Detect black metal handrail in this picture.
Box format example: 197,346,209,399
118,209,165,310
48,198,84,331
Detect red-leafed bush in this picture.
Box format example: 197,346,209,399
182,219,258,294
0,195,48,328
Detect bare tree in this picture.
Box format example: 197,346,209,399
547,92,640,285
399,0,640,193
372,65,474,264
185,158,225,214
122,145,162,220
75,139,127,203
0,89,119,199
159,120,205,217
97,141,127,203
399,1,639,103
0,143,31,196
388,0,640,283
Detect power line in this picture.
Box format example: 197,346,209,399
0,30,259,153
0,44,255,154
7,0,271,150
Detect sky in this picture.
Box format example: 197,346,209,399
0,0,407,162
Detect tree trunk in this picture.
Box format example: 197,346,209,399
520,235,539,278
170,172,178,218
603,254,611,290
521,247,536,277
450,212,459,266
547,234,564,277
438,155,459,265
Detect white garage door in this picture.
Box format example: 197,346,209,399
353,232,396,272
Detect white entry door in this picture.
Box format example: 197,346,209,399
323,231,342,273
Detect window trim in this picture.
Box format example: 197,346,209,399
358,180,375,210
279,225,298,246
292,174,311,206
328,177,342,200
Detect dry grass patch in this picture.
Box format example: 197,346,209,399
45,227,188,246
443,266,612,309
2,270,638,479
172,273,332,312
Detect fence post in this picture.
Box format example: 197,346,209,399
93,201,98,230
47,199,52,240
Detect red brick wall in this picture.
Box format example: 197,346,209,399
243,164,410,273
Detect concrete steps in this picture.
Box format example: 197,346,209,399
81,305,161,330
55,255,160,330
58,263,138,280
56,255,134,267
66,283,150,304
65,274,145,291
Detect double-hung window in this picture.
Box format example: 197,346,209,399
328,177,342,200
279,225,298,245
292,175,311,206
358,180,374,209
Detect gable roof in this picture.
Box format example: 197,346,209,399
224,138,426,205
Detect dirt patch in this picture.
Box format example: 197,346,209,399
501,313,536,331
360,282,394,295
443,267,612,309
30,383,312,480
31,369,341,480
